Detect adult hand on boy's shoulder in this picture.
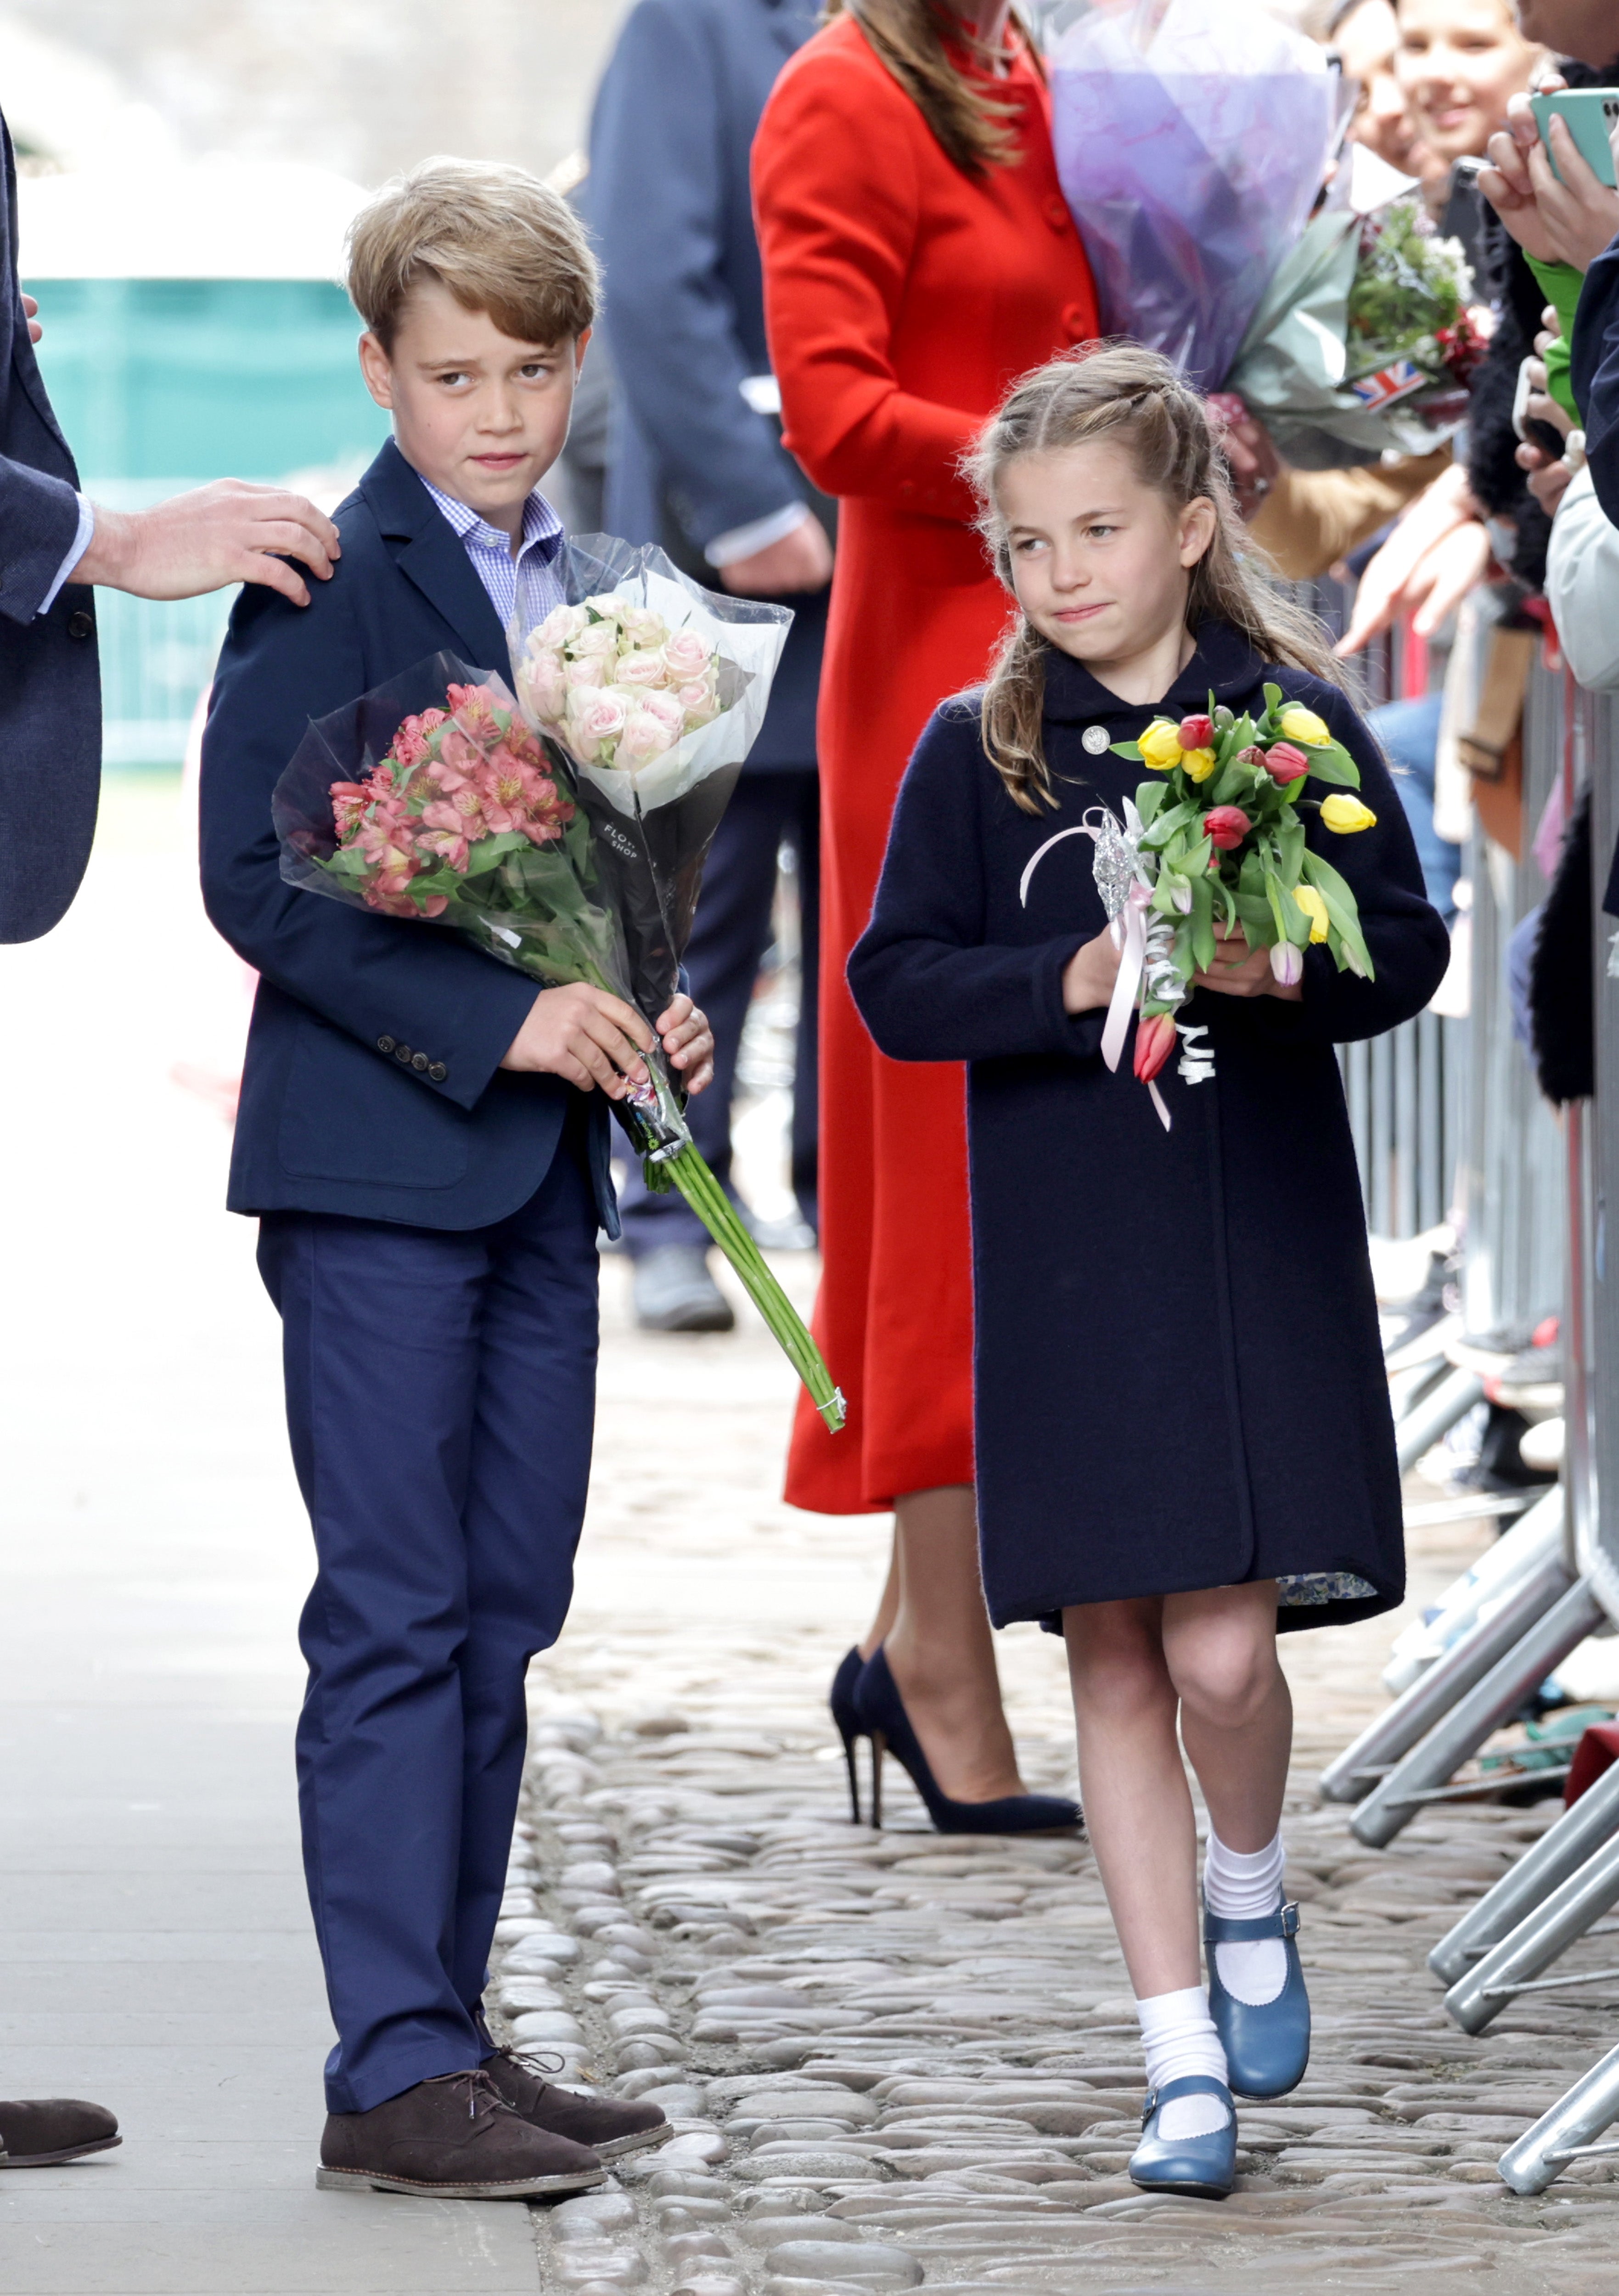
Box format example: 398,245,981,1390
74,479,341,607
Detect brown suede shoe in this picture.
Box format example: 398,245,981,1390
0,2099,120,2167
483,2047,673,2160
317,2067,606,2198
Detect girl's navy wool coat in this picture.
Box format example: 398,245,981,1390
849,623,1450,1632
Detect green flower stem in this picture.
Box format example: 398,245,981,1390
655,1138,845,1432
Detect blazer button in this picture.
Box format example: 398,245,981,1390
376,1035,396,1055
428,1061,448,1083
1063,302,1092,340
1045,194,1069,231
394,1043,413,1064
411,1052,429,1073
67,608,95,640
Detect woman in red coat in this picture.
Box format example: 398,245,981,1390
753,0,1099,1823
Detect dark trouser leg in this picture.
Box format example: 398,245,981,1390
618,772,806,1255
451,1142,599,2023
256,1150,596,2115
787,770,820,1233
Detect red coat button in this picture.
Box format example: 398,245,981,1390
1063,303,1093,339
1045,195,1069,231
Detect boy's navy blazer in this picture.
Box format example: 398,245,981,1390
201,438,617,1232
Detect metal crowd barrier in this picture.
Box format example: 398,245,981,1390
1311,654,1619,2194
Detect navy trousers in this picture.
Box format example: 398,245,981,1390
256,1120,599,2115
618,767,820,1252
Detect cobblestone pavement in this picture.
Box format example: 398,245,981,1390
496,1264,1619,2296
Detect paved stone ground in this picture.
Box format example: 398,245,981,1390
497,1259,1619,2296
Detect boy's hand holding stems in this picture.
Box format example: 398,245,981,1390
500,984,714,1099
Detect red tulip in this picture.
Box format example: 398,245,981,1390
1134,1010,1179,1082
1263,741,1310,784
1178,713,1215,749
1203,805,1252,850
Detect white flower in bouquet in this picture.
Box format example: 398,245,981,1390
674,675,721,730
568,687,629,760
615,647,670,689
569,619,620,665
564,652,606,690
618,708,678,768
583,594,628,626
620,605,669,650
534,602,589,648
522,647,568,721
661,629,714,682
637,689,686,740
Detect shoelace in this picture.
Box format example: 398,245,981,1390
493,2042,567,2099
423,2067,510,2124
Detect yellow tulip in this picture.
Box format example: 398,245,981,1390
1278,704,1332,747
1321,793,1377,833
1138,719,1184,769
1292,884,1330,942
1181,746,1218,782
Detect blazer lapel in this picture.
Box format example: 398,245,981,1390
360,439,513,673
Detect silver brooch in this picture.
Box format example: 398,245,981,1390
1082,725,1110,755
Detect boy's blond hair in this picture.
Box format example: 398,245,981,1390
346,158,599,351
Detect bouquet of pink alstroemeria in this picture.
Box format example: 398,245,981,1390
1087,685,1377,1123
274,557,844,1433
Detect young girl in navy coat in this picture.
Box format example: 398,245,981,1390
849,346,1449,2200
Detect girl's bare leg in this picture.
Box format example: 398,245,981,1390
870,1484,1028,1801
1162,1582,1292,1852
1062,1596,1201,1995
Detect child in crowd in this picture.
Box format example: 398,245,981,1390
849,346,1448,2199
201,162,709,2200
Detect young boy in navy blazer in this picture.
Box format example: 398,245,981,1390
201,161,710,2202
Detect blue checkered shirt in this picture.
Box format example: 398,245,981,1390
420,478,566,637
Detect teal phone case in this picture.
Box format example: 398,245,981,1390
1530,90,1619,189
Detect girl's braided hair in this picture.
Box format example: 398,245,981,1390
967,343,1345,814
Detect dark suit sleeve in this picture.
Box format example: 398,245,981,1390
1232,682,1451,1049
590,0,803,548
849,707,1105,1064
1573,236,1619,531
200,568,539,1113
0,453,82,626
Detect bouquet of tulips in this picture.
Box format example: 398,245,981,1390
274,559,845,1433
1096,687,1377,1114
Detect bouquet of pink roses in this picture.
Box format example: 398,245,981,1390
275,588,843,1432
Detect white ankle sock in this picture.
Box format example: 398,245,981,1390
1136,1985,1230,2139
1203,1829,1288,2007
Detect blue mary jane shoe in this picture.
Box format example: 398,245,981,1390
1128,2074,1236,2198
1204,1897,1310,2100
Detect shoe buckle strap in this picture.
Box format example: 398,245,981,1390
1281,1898,1300,1937
1141,2088,1158,2126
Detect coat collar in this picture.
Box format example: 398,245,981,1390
1041,620,1270,725
358,438,513,671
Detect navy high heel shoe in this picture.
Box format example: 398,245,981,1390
830,1645,868,1823
852,1645,1081,1835
1204,1896,1310,2099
